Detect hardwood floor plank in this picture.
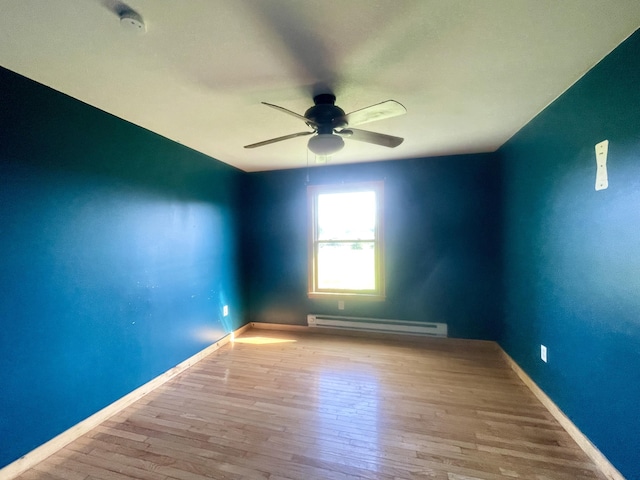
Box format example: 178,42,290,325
15,329,609,480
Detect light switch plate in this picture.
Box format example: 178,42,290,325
595,140,609,191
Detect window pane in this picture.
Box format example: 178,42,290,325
318,191,376,241
308,181,384,300
317,242,375,290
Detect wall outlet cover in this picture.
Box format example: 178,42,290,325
595,140,609,191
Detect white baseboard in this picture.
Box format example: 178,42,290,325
498,347,625,480
0,323,252,480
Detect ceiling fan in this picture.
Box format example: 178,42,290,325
244,94,406,156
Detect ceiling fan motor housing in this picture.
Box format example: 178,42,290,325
304,94,347,133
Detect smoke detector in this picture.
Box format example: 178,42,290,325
120,9,146,34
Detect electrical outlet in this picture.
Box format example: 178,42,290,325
541,345,548,363
338,301,345,310
223,305,229,317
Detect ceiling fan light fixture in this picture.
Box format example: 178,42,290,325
307,134,344,156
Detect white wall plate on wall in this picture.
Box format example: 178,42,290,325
595,140,609,191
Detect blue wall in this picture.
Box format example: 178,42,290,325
242,155,503,340
499,30,640,479
0,68,245,468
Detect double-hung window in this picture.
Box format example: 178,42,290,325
307,181,385,300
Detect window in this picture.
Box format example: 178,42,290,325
308,181,385,300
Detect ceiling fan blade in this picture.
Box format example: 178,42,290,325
338,128,404,148
262,102,318,127
244,131,314,149
341,100,406,127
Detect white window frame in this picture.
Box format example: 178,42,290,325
307,181,385,301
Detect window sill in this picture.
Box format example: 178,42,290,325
308,292,386,302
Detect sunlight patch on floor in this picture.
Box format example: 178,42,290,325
234,336,297,345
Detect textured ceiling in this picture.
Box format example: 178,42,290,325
1,1,639,172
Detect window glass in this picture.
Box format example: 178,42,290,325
308,182,384,300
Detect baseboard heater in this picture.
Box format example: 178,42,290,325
307,314,447,337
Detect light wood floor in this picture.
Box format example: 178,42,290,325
18,329,607,480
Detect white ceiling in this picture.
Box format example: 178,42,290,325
1,1,639,172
